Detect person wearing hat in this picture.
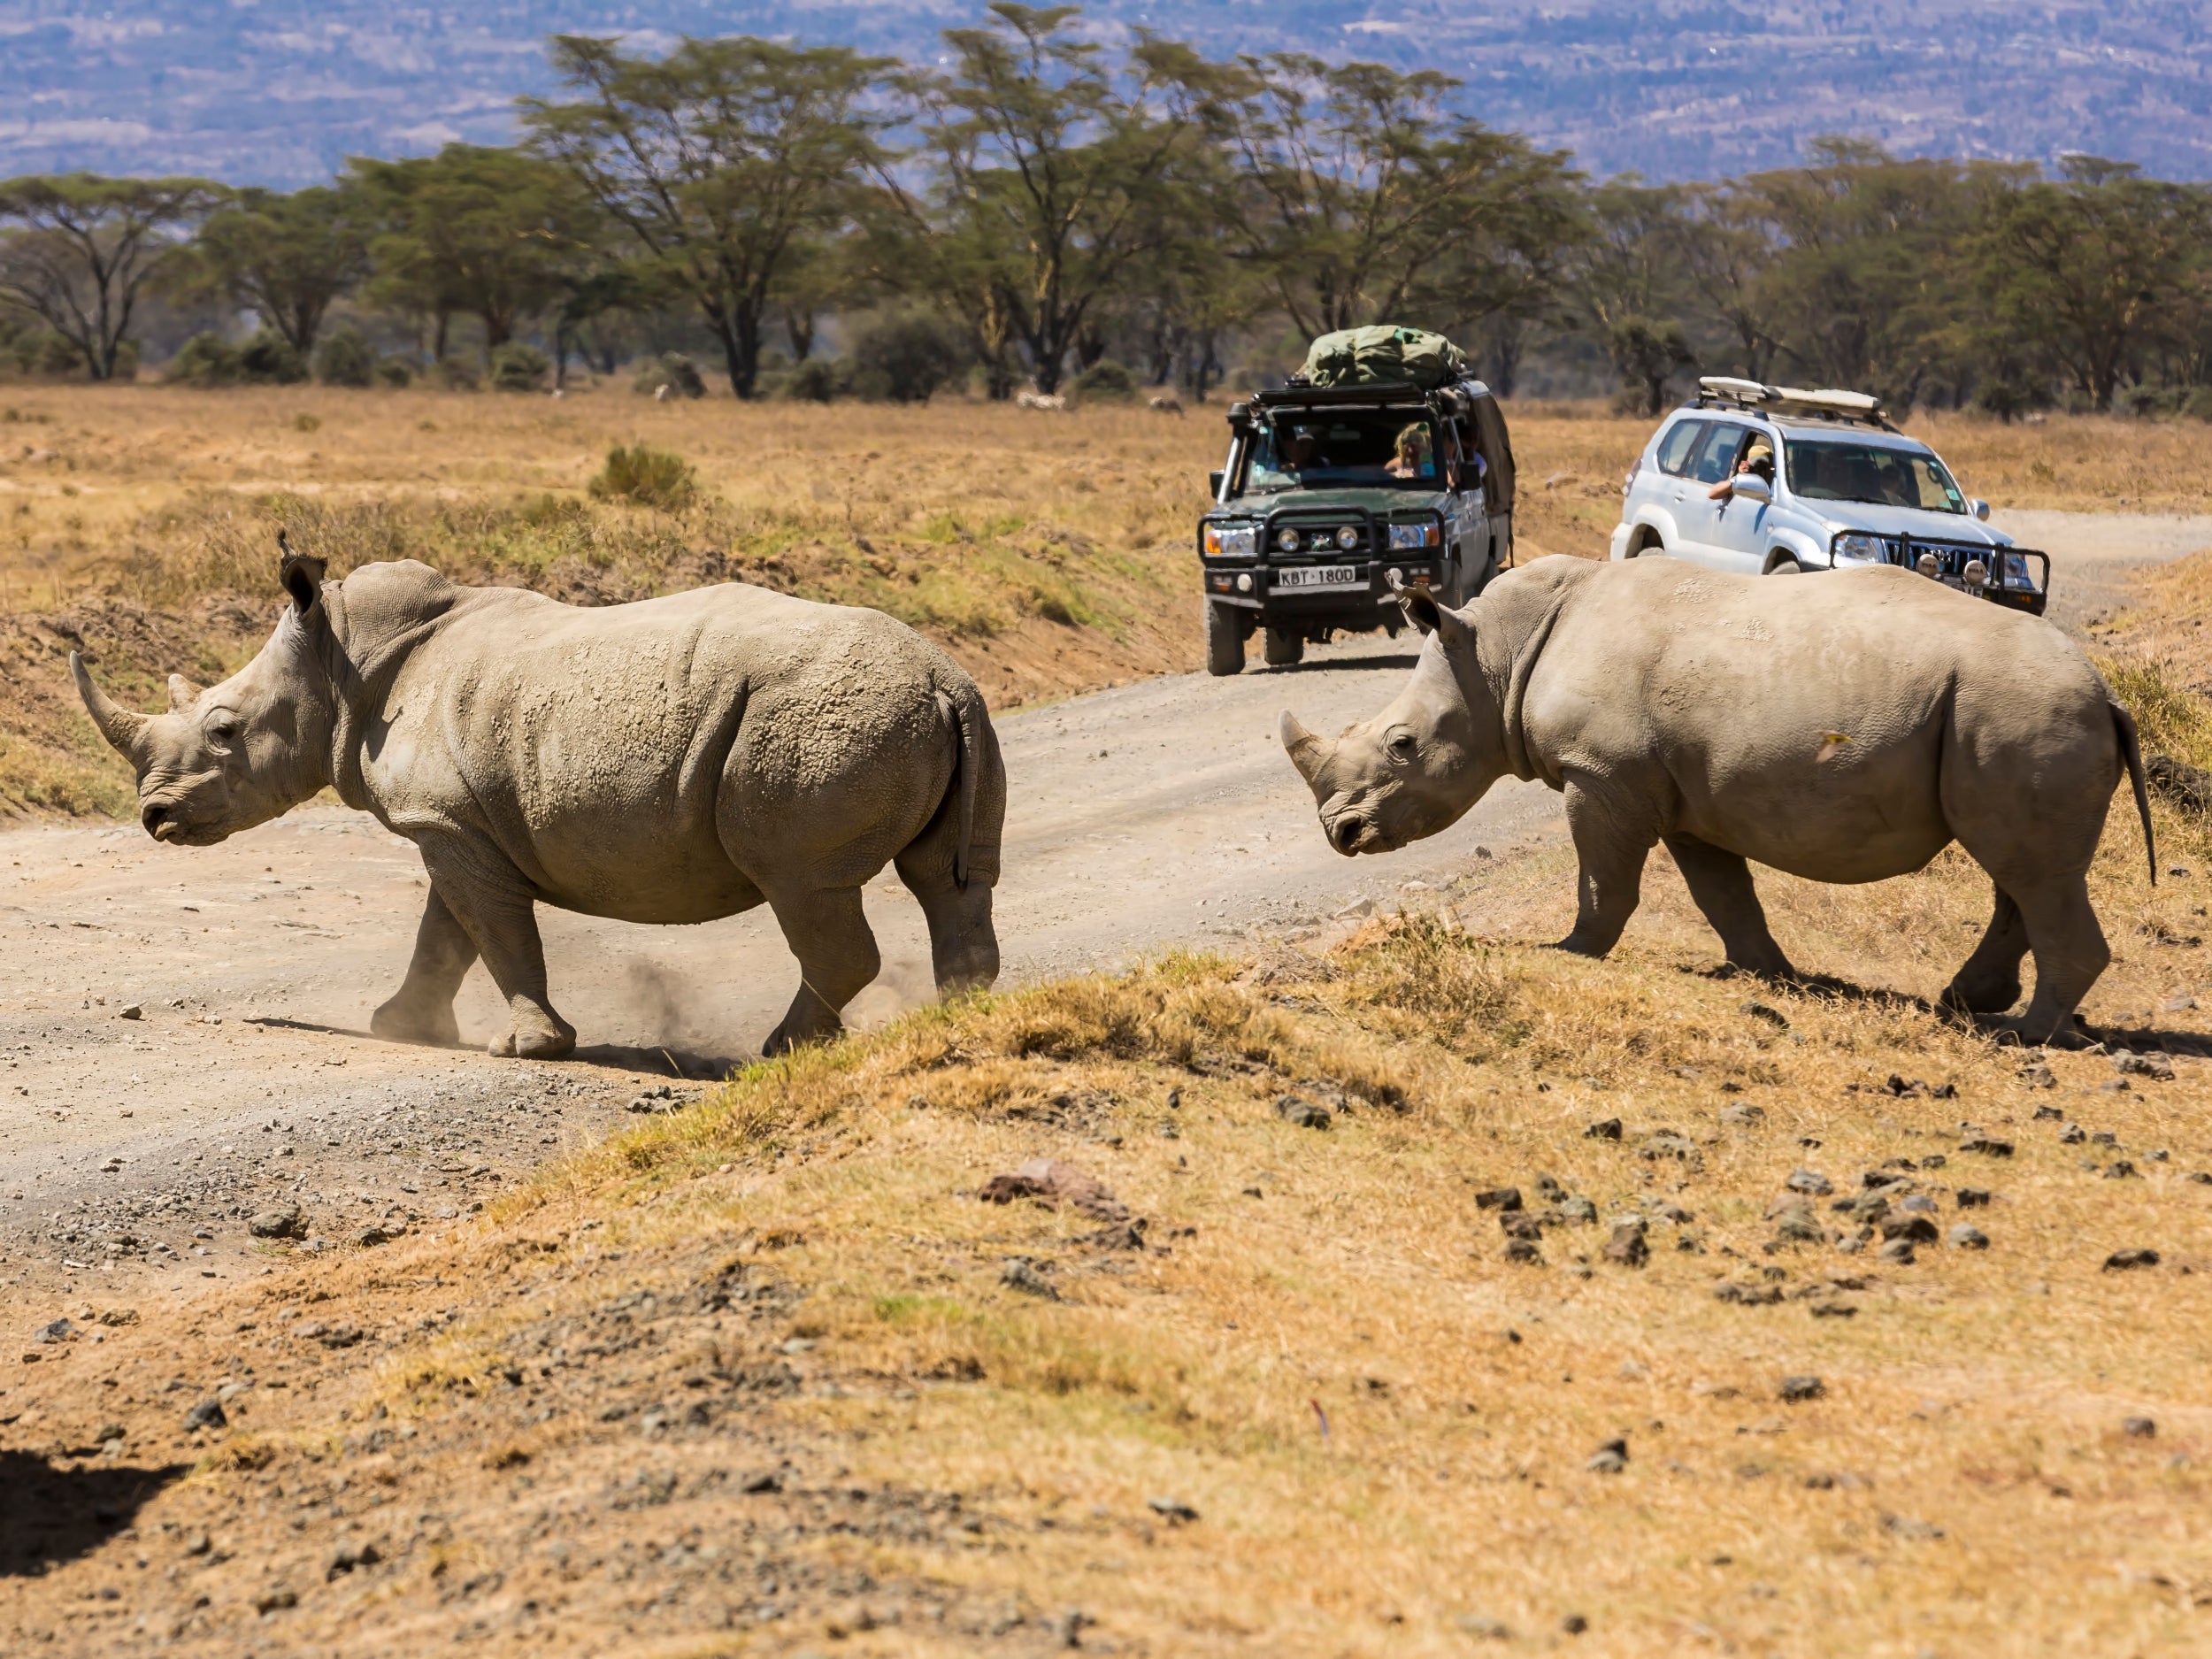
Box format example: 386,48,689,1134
1709,436,1775,499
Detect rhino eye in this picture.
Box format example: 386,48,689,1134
1386,731,1417,761
210,719,241,744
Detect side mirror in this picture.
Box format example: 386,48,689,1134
1970,497,1991,521
1209,470,1226,499
1730,472,1771,503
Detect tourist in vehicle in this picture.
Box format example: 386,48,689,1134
1385,424,1435,480
1707,438,1774,499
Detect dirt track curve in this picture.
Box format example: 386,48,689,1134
0,510,2201,1307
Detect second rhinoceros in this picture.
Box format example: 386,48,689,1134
1279,556,2153,1045
73,550,1005,1057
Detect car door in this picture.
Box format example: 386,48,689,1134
1671,421,1753,568
1702,427,1774,574
1445,418,1490,597
1640,417,1709,559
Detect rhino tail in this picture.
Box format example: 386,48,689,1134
2110,700,2155,886
938,686,984,891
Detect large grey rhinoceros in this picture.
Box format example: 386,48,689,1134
1279,556,2154,1044
72,550,1005,1058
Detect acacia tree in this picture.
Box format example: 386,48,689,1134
526,35,893,397
878,5,1217,396
350,145,597,363
0,173,225,380
191,184,371,356
1561,179,1699,413
1971,157,2208,411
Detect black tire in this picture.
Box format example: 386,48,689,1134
1769,557,1802,575
1262,626,1304,667
1204,600,1244,677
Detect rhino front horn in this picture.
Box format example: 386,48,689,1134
1279,710,1325,786
71,652,151,764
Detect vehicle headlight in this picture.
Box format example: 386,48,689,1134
1203,524,1256,557
1387,521,1441,550
1334,525,1360,551
1276,527,1302,553
1998,552,2039,590
1832,532,1887,565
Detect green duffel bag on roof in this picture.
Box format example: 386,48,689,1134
1302,325,1468,389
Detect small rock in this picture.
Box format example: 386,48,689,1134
2032,1103,2063,1121
1602,1221,1649,1267
2124,1416,2157,1439
1147,1496,1199,1524
1586,1437,1628,1474
2103,1248,2161,1271
1778,1374,1824,1402
247,1207,303,1240
1641,1130,1699,1160
1955,1187,1991,1208
1502,1238,1544,1265
1786,1168,1833,1195
1898,1194,1938,1214
1768,1202,1823,1244
1718,1103,1765,1127
1332,896,1374,920
1273,1094,1331,1130
2104,1160,2139,1179
1499,1211,1545,1241
34,1317,75,1345
2100,1078,2132,1094
1474,1187,1523,1211
1715,1282,1785,1306
355,1227,391,1248
1000,1257,1060,1300
2019,1063,2056,1088
183,1399,227,1432
1948,1225,1990,1250
2162,994,2197,1013
1532,1173,1566,1201
253,1589,297,1615
1958,1136,2014,1157
1740,1000,1789,1029
1878,1238,1916,1265
2059,1123,2086,1144
1457,1616,1511,1640
327,1541,382,1578
1555,1195,1598,1225
183,1532,211,1556
118,1005,142,1021
1562,1612,1590,1634
2115,1051,2175,1081
1583,1118,1623,1141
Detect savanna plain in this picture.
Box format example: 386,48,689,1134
1,384,2211,1656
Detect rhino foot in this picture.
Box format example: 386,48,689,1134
763,1015,841,1058
371,996,462,1048
490,1010,577,1060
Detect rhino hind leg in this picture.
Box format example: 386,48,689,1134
763,885,881,1056
371,885,479,1048
1992,872,2110,1047
1940,886,2030,1017
1663,835,1795,979
895,851,1000,998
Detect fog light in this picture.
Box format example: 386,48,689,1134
1386,566,1403,585
1962,557,1988,588
1235,572,1252,593
1334,525,1358,551
1276,527,1302,553
1916,552,1939,577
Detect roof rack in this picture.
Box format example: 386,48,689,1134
1694,376,1898,431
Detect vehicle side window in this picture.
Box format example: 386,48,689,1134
1687,423,1749,485
1654,419,1705,477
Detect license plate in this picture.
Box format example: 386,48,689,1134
1273,564,1364,591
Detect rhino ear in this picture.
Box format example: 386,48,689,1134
278,528,326,618
1392,574,1443,636
167,673,204,712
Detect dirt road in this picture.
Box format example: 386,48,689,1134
0,509,2200,1309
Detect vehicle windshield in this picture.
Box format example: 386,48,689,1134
1247,411,1440,491
1784,440,1967,514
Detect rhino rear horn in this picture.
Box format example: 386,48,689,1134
71,652,151,764
1279,710,1325,786
167,672,204,711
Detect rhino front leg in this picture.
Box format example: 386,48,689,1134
1663,834,1795,978
370,884,478,1047
764,885,881,1056
418,840,576,1060
1553,780,1654,958
1941,885,2029,1016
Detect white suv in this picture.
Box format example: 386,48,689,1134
1608,378,2047,615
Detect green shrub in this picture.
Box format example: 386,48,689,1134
632,353,705,398
490,342,550,394
849,313,966,404
374,358,413,388
588,442,696,511
434,357,481,392
314,327,376,388
1070,358,1136,403
165,331,241,386
238,328,307,385
784,357,845,403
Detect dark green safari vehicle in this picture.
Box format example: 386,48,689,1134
1197,326,1517,675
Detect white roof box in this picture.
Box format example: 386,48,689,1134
1695,376,1893,427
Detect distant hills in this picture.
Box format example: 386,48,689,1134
2,0,2207,186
